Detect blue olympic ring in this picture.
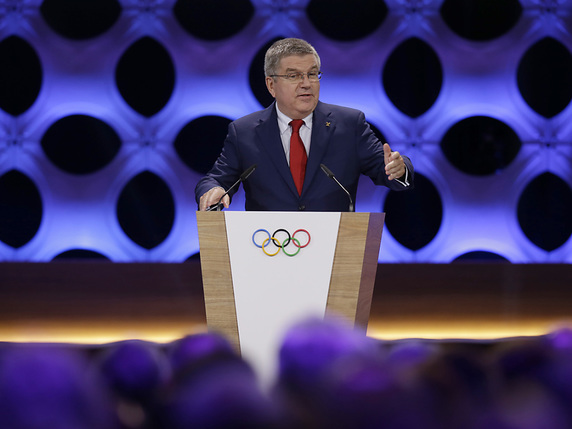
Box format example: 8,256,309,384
252,229,271,248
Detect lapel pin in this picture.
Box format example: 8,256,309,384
326,121,331,127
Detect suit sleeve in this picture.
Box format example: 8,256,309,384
194,122,243,205
356,111,414,191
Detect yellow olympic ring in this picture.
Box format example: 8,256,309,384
261,237,282,256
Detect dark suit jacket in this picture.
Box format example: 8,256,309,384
195,101,414,211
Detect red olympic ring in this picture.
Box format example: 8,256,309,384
291,229,311,248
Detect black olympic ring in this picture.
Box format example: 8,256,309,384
272,229,290,248
252,228,311,256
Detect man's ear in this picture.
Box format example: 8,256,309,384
265,77,276,98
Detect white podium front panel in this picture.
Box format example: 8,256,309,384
225,211,341,383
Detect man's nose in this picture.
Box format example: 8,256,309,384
299,75,311,86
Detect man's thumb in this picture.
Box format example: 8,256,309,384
383,143,392,163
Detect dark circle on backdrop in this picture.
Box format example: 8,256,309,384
453,251,510,262
0,36,43,116
249,37,284,108
115,37,175,117
306,0,388,41
440,0,522,41
116,171,175,250
518,172,572,252
517,37,572,119
41,115,121,175
173,0,255,41
174,116,231,174
0,170,43,249
383,37,443,118
440,116,521,176
383,173,442,251
52,249,110,260
40,0,121,40
186,252,201,261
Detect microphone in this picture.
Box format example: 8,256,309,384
320,164,354,212
206,164,257,211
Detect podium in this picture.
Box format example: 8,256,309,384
196,211,384,382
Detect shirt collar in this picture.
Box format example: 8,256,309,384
275,104,313,135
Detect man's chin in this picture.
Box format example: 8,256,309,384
296,100,318,114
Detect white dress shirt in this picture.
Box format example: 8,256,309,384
276,105,313,166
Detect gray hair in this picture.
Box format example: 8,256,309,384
264,38,321,77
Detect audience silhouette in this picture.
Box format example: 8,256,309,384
1,322,571,429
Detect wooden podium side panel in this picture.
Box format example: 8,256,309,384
356,212,385,327
326,212,384,329
196,211,240,350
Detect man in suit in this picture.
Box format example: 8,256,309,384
196,38,413,211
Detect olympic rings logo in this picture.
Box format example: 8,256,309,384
252,228,311,256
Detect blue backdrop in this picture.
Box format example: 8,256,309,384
0,0,571,263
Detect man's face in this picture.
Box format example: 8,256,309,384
266,54,320,120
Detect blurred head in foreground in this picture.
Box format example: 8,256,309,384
0,345,115,429
160,348,282,429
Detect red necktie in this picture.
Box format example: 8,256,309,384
289,119,307,195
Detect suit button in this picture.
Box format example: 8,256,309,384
298,204,306,211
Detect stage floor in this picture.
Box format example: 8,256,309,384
1,262,571,344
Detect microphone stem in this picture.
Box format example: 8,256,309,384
332,176,354,212
206,164,257,211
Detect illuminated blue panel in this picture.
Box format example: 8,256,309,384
0,0,571,264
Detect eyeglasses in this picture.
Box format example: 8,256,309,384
270,71,323,83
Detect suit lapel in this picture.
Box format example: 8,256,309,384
255,104,299,196
255,102,336,199
303,102,334,196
